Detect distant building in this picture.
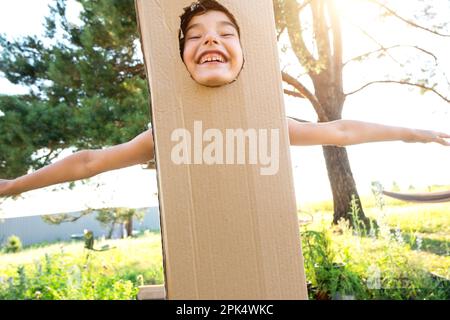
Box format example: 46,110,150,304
0,207,160,246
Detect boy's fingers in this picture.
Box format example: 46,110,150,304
436,137,450,146
436,131,450,138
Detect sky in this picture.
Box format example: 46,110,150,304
0,0,449,218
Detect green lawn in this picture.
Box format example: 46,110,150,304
0,231,164,299
298,188,449,299
1,231,164,277
1,190,449,299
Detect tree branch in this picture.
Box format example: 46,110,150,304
33,148,57,166
274,0,311,41
283,0,320,73
368,0,450,37
277,26,286,41
311,0,331,69
42,210,91,225
273,0,286,41
345,80,450,103
343,45,438,67
281,71,329,121
327,0,343,91
287,116,312,123
284,89,305,99
350,21,402,65
299,0,313,12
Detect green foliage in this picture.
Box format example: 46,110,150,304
0,0,150,179
41,212,88,225
42,207,145,240
299,191,450,300
4,235,23,254
302,229,366,299
347,194,365,236
94,207,144,239
1,198,449,300
0,252,138,300
0,231,162,300
301,224,448,300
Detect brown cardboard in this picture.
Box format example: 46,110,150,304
135,0,307,299
137,285,166,300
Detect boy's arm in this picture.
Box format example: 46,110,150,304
0,129,154,196
287,118,450,147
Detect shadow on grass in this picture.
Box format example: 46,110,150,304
391,229,449,256
408,236,449,256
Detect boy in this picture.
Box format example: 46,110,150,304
0,0,449,197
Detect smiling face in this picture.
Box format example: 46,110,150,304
182,10,244,87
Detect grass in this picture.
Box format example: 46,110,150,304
1,187,449,299
298,186,449,299
300,196,449,272
0,231,164,299
1,231,163,277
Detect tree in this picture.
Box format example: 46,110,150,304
0,0,149,179
273,0,449,225
1,0,449,226
42,207,145,239
95,207,144,239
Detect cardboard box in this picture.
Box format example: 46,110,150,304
135,0,307,299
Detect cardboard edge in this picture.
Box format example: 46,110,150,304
137,285,166,300
134,0,170,299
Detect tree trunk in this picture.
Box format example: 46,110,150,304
312,72,369,227
125,217,133,238
278,0,371,227
322,146,369,227
107,222,116,239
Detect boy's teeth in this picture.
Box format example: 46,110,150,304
201,55,225,64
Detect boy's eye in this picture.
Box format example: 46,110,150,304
221,33,235,37
187,36,201,40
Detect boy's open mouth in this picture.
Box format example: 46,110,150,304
198,50,228,65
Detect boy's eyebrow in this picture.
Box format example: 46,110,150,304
185,20,238,35
218,21,238,30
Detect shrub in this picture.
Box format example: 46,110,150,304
0,233,165,300
0,252,140,300
301,229,366,299
300,220,449,300
4,235,22,253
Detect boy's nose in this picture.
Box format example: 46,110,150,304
203,33,219,45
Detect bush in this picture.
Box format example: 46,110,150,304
0,233,164,300
301,229,366,299
0,252,140,300
4,235,22,253
300,218,449,300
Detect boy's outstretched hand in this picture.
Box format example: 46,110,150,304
405,129,450,146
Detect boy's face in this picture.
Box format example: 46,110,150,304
183,10,244,87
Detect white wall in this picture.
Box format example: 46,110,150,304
0,207,160,246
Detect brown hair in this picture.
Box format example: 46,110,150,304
178,0,241,61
